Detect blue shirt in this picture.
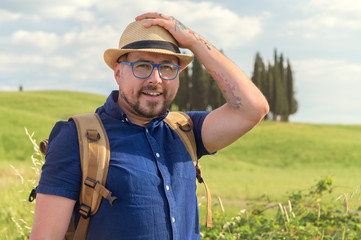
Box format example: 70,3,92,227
37,91,211,240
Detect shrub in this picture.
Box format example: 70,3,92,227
201,177,361,239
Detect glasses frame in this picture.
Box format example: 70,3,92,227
118,61,181,80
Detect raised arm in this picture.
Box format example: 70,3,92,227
30,193,75,240
136,13,269,153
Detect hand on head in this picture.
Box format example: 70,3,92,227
135,12,198,50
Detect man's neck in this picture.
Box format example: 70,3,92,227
115,101,153,127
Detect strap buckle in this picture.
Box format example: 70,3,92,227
84,177,97,188
84,177,118,206
28,187,37,202
86,130,100,141
177,122,192,132
106,192,118,206
79,204,91,219
196,167,203,183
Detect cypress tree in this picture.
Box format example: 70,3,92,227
251,52,264,91
286,59,298,119
190,56,208,110
260,60,267,96
272,49,281,121
251,49,298,122
265,63,274,120
278,53,289,121
177,50,298,120
209,49,226,110
208,72,226,110
252,52,268,119
174,66,191,111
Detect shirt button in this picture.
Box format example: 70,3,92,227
145,129,149,133
156,153,160,158
172,217,176,223
166,185,170,191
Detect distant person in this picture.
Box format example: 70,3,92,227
30,12,269,239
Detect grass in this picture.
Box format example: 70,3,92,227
195,121,361,225
1,90,361,239
197,121,361,199
0,91,106,161
0,163,34,239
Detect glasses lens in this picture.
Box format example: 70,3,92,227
133,62,153,78
159,63,179,80
131,62,180,80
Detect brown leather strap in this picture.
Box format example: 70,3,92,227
164,112,197,165
65,220,75,240
72,217,89,240
69,113,110,240
196,165,212,228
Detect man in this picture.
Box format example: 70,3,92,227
30,12,269,240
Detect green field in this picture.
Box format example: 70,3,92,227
0,91,107,162
1,91,361,239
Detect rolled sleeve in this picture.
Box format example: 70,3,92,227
37,121,82,200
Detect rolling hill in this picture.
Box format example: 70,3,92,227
1,90,361,202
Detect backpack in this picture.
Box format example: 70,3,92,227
29,112,212,240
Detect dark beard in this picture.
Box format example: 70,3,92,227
120,85,173,119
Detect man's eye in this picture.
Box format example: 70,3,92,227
135,63,151,70
161,64,175,71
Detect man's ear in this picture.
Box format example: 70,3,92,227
114,63,121,85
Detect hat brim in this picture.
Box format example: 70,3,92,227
104,48,194,71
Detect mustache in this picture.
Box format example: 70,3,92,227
139,85,167,94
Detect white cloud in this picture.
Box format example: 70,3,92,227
291,58,361,123
2,0,264,53
0,9,21,23
11,30,60,53
309,0,361,16
0,86,15,91
38,4,96,22
1,0,264,91
289,0,361,31
1,0,98,20
294,58,361,84
95,0,264,49
289,14,361,31
166,1,263,48
0,53,44,73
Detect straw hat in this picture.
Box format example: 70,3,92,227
104,19,194,70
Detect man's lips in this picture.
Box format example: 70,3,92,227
142,91,162,96
140,85,165,97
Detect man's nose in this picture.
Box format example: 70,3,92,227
147,67,163,84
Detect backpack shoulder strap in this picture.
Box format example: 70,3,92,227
164,112,212,228
69,113,116,239
163,112,197,165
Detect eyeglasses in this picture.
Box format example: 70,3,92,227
118,61,181,80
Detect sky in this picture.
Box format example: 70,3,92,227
1,0,360,124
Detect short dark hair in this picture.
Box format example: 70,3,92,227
117,53,128,62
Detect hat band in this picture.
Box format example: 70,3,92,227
121,40,180,53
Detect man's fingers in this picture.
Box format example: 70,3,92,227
134,12,191,48
136,13,177,32
135,12,171,21
158,13,171,20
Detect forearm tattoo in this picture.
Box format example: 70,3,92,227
170,16,212,51
210,70,242,109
